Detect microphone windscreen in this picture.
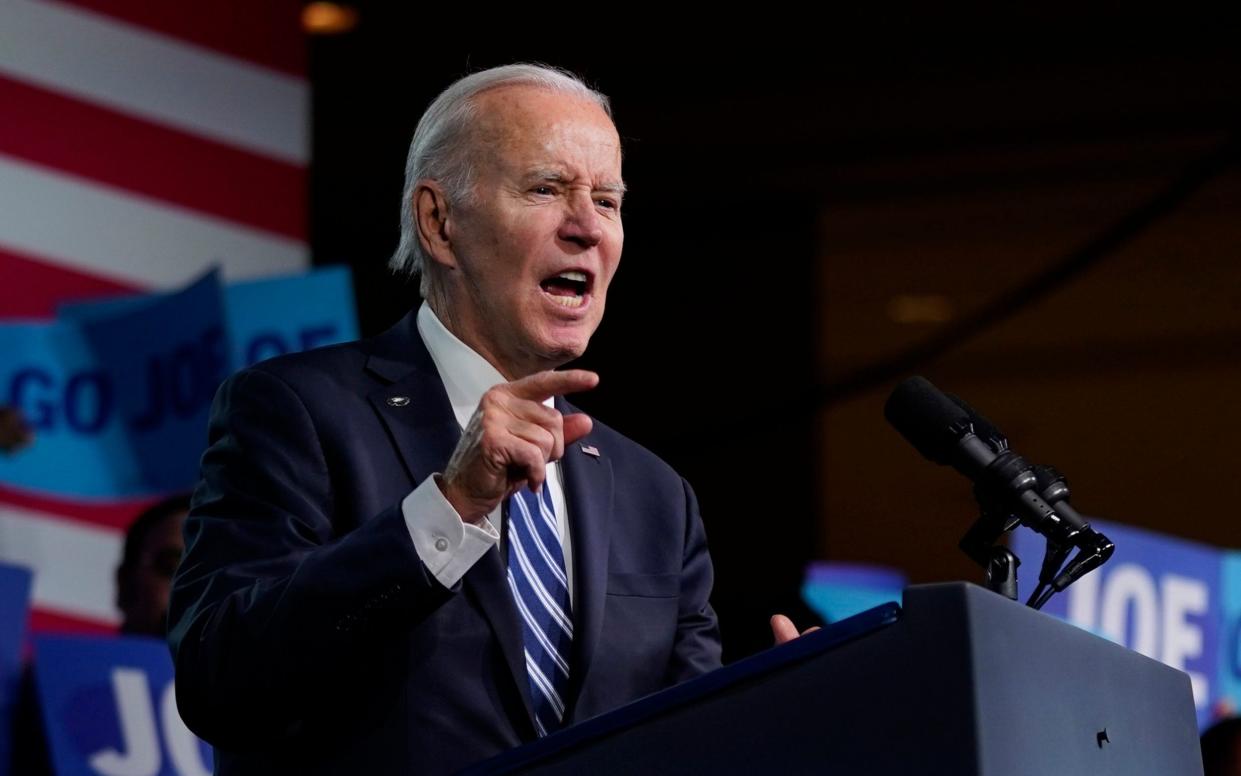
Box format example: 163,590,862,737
884,376,972,465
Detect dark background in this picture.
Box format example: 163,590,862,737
308,12,1241,661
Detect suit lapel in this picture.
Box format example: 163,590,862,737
363,312,536,733
557,399,614,718
364,368,458,491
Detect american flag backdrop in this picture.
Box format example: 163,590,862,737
0,0,308,633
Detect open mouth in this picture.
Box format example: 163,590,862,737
539,270,592,309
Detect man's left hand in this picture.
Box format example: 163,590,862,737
770,614,820,646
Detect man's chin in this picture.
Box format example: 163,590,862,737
531,331,593,369
505,316,601,374
542,341,589,368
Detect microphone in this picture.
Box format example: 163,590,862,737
949,392,1103,537
884,378,1064,537
946,394,1114,599
950,393,1114,604
884,376,1113,605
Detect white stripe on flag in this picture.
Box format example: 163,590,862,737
0,154,307,286
0,0,308,164
0,503,121,625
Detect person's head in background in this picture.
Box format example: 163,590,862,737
117,493,189,636
1203,716,1241,775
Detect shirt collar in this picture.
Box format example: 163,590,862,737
416,302,507,430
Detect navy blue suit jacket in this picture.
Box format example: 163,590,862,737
168,311,722,775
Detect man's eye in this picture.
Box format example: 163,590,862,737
532,186,555,196
596,198,619,211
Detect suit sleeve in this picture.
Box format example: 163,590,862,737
666,477,723,683
167,366,451,748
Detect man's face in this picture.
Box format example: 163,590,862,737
436,86,624,378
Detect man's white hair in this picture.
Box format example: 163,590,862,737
389,63,613,297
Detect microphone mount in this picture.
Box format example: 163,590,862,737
885,377,1115,609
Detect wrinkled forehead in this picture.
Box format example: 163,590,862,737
469,85,622,176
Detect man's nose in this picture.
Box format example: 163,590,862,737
558,194,604,249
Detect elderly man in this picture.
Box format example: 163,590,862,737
169,64,801,775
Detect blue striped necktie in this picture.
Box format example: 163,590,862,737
506,485,573,736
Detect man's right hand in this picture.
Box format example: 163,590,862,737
438,370,598,523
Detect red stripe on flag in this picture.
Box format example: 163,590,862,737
0,246,141,321
0,483,158,533
0,75,307,240
53,0,306,77
30,607,119,636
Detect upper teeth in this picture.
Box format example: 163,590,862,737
557,271,587,283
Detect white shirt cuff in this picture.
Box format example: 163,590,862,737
402,475,500,589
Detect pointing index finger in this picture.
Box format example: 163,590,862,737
507,370,599,402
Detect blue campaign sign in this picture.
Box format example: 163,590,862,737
1216,554,1241,717
59,265,357,372
0,563,33,772
62,266,359,372
1012,519,1220,727
4,267,358,500
34,635,212,776
223,265,357,369
802,562,907,623
0,273,227,499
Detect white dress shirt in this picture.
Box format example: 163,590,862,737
400,303,575,601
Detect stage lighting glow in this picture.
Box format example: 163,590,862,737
302,2,358,35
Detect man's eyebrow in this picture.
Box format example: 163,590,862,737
524,168,570,184
524,169,627,194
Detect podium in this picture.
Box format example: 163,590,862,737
467,583,1202,775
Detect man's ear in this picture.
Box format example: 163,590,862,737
414,181,458,269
